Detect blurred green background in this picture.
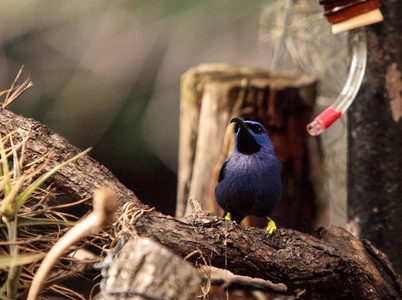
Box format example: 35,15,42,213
0,0,276,215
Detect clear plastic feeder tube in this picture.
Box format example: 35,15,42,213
307,28,367,136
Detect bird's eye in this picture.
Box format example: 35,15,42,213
234,123,240,133
249,124,264,134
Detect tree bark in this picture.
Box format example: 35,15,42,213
1,107,401,299
98,238,202,300
130,212,402,299
347,0,402,274
0,107,140,207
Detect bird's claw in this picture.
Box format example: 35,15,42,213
224,212,236,223
266,217,276,236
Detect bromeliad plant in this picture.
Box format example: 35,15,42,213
0,129,91,300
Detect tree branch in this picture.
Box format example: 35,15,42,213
0,107,140,206
126,210,402,299
1,107,401,299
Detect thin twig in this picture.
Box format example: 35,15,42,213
2,66,33,109
49,197,91,210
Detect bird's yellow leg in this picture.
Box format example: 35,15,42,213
266,217,277,235
224,212,236,223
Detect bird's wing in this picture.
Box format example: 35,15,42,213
218,158,230,183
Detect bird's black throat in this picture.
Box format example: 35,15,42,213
236,128,261,155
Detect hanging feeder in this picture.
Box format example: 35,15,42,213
306,0,383,136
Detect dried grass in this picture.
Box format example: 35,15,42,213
0,69,109,299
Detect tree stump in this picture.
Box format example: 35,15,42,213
177,64,324,233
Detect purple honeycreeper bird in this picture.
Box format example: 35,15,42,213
214,118,282,235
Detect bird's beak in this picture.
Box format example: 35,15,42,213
230,117,248,131
229,117,261,154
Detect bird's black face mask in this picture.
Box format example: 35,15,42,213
231,118,262,155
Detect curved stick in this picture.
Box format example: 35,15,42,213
27,188,118,300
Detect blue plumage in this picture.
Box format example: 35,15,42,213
214,118,282,234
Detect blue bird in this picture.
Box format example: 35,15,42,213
214,118,282,235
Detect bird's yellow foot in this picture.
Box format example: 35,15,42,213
224,212,236,223
266,217,276,236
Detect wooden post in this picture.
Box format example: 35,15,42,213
347,0,402,274
177,64,323,233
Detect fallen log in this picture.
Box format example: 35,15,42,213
1,107,401,299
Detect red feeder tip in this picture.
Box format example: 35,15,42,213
307,107,342,136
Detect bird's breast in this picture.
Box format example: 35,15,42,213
221,152,282,196
215,153,282,218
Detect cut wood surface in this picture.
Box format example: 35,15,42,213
1,107,401,299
